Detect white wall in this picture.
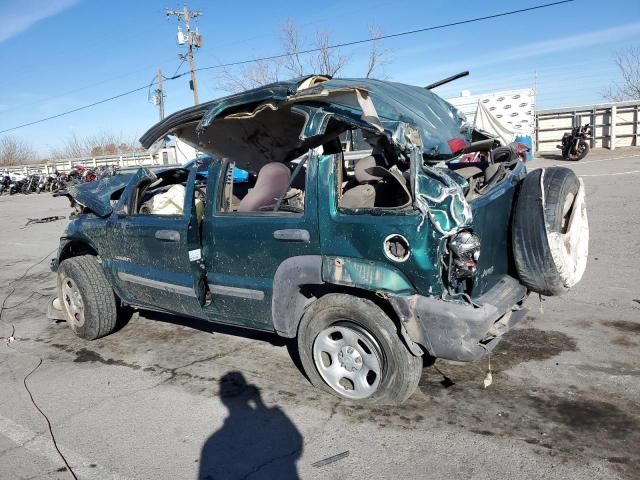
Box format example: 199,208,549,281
447,88,536,134
170,138,199,164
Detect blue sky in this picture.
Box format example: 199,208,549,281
0,0,638,154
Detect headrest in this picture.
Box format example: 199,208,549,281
354,156,384,183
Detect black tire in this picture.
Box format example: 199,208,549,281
512,167,588,296
297,293,422,404
57,255,118,340
569,140,589,161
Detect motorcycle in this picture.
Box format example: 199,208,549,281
95,164,119,180
52,171,69,192
21,174,40,194
559,123,591,161
0,175,10,195
66,165,85,185
9,178,25,195
84,168,97,182
37,176,47,193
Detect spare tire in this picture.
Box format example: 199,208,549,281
512,167,588,296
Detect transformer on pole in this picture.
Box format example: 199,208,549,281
166,6,203,105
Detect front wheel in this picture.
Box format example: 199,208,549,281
297,293,422,404
57,255,118,340
569,139,589,161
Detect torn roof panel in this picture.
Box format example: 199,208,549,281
139,76,469,169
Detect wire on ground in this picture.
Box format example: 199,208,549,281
0,248,77,480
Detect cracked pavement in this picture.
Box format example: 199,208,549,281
1,149,639,479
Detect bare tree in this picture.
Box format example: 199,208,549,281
366,25,390,79
0,136,38,166
214,21,389,94
49,131,143,160
310,29,349,77
281,19,306,77
603,46,640,102
50,132,85,159
216,60,284,93
85,132,143,157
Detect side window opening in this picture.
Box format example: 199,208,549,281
110,188,124,206
133,169,205,221
218,157,306,215
338,131,413,211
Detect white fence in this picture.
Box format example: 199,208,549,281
3,147,181,176
536,100,640,152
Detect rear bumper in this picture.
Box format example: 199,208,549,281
389,275,528,362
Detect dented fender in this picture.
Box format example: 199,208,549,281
322,256,415,296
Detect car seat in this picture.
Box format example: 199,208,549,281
341,156,411,209
238,162,291,212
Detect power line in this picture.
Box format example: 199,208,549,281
170,58,187,79
0,0,575,135
0,84,153,135
191,0,575,76
2,0,397,103
163,0,577,81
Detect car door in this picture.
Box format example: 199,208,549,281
200,157,319,330
104,167,207,319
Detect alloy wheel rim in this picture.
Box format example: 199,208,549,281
61,277,85,327
312,322,383,400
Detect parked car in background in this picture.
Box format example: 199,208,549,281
182,155,249,182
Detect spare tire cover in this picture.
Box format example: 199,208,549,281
512,167,588,296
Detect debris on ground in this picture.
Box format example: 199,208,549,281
311,451,350,468
483,352,493,388
22,216,66,229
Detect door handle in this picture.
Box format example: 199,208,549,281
273,229,310,242
155,230,181,242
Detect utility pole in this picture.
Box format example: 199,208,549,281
156,68,165,120
166,5,203,105
149,68,166,121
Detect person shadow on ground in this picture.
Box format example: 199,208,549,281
198,372,303,480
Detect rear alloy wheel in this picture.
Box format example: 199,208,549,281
313,322,383,400
298,293,422,404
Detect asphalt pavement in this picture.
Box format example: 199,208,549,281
0,148,639,480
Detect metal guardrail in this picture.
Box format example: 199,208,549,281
2,148,181,176
535,99,640,152
5,147,372,176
